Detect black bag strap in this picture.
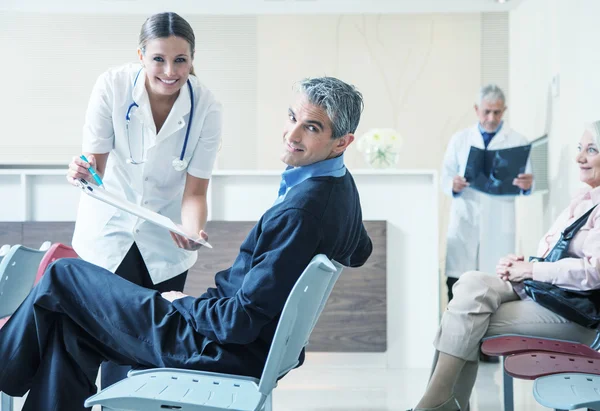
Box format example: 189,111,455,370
563,204,598,240
529,204,597,263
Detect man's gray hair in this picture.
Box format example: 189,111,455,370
476,84,506,106
294,77,364,139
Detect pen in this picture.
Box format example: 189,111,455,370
80,155,105,188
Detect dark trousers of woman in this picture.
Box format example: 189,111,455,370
102,242,188,390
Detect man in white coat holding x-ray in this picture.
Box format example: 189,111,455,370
442,84,533,305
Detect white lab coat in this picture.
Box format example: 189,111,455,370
442,123,532,278
72,64,222,284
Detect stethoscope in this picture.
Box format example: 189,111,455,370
124,69,194,172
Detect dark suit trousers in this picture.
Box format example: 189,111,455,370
0,258,246,411
102,242,188,391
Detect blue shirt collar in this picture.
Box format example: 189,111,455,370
478,120,504,136
276,154,347,200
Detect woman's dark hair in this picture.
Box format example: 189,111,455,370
139,12,196,75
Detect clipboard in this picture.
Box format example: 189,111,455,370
75,180,212,249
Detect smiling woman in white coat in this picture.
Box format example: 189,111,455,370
65,12,222,391
441,84,533,303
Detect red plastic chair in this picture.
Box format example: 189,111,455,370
505,351,600,380
480,334,600,411
482,334,600,358
35,243,78,285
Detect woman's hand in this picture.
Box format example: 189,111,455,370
496,255,534,282
496,254,524,279
66,154,96,186
170,228,208,251
497,254,524,266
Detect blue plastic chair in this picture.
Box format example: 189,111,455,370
0,245,10,260
0,244,47,411
0,245,46,320
0,244,12,411
85,254,344,411
533,373,600,410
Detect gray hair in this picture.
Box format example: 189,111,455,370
476,84,506,106
586,121,600,145
294,77,364,139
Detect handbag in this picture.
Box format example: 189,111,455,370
523,205,600,328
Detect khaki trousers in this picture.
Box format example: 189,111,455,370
432,271,597,409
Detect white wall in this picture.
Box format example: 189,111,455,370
0,12,482,172
510,0,600,257
0,0,525,15
255,14,482,172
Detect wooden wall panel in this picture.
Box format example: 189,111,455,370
184,221,256,296
22,222,76,246
0,222,77,248
0,220,386,352
0,223,21,246
313,221,386,352
186,221,387,352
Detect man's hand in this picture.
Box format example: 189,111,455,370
452,176,470,194
161,291,189,302
513,173,533,191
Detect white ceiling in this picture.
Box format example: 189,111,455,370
1,0,526,14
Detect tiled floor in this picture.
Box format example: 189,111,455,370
9,359,552,410
272,360,548,410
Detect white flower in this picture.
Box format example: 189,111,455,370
356,128,403,168
356,128,403,153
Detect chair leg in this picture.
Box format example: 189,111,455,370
261,393,273,411
591,330,600,350
502,357,514,411
0,393,13,411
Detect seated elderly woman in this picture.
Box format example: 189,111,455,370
411,122,600,411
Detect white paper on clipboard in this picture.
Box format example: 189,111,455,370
76,181,212,249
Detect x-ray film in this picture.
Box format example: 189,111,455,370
464,144,531,195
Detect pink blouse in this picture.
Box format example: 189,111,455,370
531,186,600,290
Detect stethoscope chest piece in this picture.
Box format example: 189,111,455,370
172,158,188,171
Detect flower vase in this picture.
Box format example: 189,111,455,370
364,144,399,169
